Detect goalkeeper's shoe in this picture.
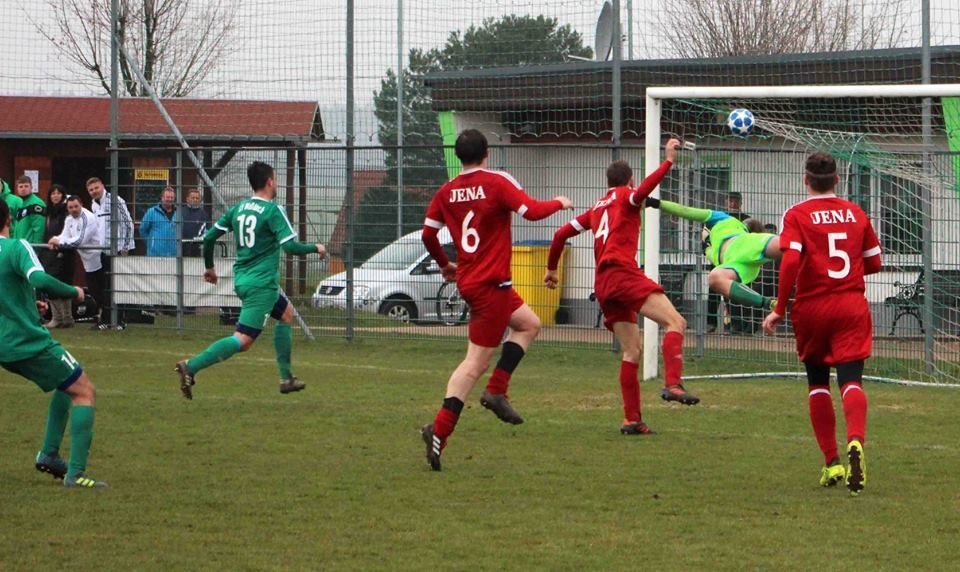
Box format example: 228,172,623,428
480,392,524,425
64,472,108,489
35,451,68,480
421,424,443,472
279,376,306,394
819,463,846,487
175,360,195,400
660,384,700,405
845,439,867,496
620,420,655,436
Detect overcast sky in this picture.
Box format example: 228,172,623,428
1,0,958,143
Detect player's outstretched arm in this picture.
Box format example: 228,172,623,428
281,239,321,256
763,248,800,334
201,226,226,271
28,270,81,300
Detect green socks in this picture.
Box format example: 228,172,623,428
274,323,293,379
41,390,72,455
67,405,95,478
728,281,773,309
187,336,242,374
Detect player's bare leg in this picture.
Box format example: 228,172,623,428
481,304,540,425
612,321,654,435
639,293,699,405
422,342,497,471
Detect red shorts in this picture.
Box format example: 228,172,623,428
459,282,525,347
595,266,664,332
791,294,873,366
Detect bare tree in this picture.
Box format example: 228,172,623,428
663,0,910,58
37,0,237,97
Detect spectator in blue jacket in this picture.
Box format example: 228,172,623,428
140,186,180,257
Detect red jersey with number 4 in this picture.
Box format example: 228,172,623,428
424,168,562,288
779,194,881,301
570,185,648,270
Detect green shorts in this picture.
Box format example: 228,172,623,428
1,341,83,393
235,284,288,337
717,233,777,285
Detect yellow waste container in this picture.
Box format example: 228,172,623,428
510,240,567,325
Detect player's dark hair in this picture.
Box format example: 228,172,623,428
744,218,765,233
66,195,82,205
805,152,838,192
16,175,31,186
0,195,8,229
454,129,488,165
606,160,633,187
247,161,274,191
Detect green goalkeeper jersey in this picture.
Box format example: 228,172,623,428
213,197,298,289
0,237,75,361
704,215,749,268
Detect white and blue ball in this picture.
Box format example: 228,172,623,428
727,108,755,137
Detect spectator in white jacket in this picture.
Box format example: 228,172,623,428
49,196,102,326
86,177,133,329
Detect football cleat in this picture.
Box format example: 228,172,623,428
846,439,867,496
660,384,700,405
480,392,524,425
620,420,655,435
64,472,108,489
175,360,195,400
421,424,443,471
819,463,846,487
279,377,306,394
35,450,68,480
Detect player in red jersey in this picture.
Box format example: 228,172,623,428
419,129,573,471
544,139,696,436
763,151,881,496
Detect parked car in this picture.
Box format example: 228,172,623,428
312,229,455,322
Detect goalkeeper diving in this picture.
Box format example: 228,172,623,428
645,197,779,310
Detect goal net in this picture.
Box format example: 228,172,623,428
643,84,960,387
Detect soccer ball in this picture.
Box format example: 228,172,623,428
727,108,755,137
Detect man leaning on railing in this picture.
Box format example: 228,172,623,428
48,196,102,328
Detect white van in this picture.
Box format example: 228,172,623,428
312,228,456,322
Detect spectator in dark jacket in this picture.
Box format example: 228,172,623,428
41,185,75,327
181,188,209,257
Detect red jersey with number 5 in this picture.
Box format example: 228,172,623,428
779,194,881,301
424,168,562,288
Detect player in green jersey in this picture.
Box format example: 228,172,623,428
175,161,326,399
0,200,106,488
645,197,780,311
1,176,22,236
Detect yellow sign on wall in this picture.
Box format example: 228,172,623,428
135,169,168,181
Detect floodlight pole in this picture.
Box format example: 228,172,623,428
109,0,120,327
396,0,404,240
921,0,935,373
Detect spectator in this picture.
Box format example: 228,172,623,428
49,196,101,326
726,192,750,221
86,177,134,329
1,176,22,235
140,186,180,257
12,175,46,245
181,188,209,257
40,185,74,328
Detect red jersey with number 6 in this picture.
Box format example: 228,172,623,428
779,194,881,301
423,168,562,288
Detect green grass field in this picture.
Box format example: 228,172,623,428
2,327,959,570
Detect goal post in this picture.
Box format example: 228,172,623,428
642,83,960,386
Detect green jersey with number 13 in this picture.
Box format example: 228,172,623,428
213,197,297,289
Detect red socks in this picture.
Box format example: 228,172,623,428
485,368,510,396
841,382,867,444
432,397,465,442
808,385,838,464
619,360,641,422
661,331,684,386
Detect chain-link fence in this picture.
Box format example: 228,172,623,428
2,0,959,384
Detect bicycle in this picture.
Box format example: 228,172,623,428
435,280,469,326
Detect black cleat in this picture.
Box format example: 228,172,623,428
421,424,443,471
660,384,700,405
35,451,68,480
620,421,656,435
279,377,306,394
480,391,524,425
175,360,195,400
